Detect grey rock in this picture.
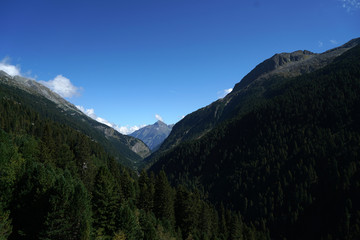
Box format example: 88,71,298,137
130,120,173,151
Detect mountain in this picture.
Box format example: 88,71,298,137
129,120,173,151
149,39,360,238
0,76,252,240
0,71,150,168
146,38,360,168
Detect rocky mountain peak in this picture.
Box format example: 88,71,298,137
154,120,166,127
233,49,317,91
271,50,315,68
233,38,360,92
130,121,173,151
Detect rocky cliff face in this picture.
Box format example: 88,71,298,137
0,71,80,113
233,39,360,92
130,120,173,151
102,126,150,158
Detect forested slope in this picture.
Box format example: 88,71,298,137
0,73,150,168
0,75,265,239
150,43,360,239
147,38,359,167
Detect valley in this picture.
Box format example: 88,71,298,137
1,38,360,239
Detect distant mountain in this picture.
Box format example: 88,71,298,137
149,39,360,238
147,38,360,166
0,71,150,168
130,120,173,151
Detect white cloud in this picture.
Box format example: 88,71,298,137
224,88,233,95
96,117,113,128
115,125,146,135
218,88,233,98
0,57,81,99
76,105,145,135
330,39,338,45
76,105,86,113
0,58,21,76
155,114,163,122
340,0,360,12
318,41,324,48
40,75,81,98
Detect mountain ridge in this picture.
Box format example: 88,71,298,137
146,38,360,166
234,38,360,91
0,71,80,113
149,40,360,239
0,71,150,167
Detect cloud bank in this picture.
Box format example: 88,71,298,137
0,58,21,76
40,75,81,98
218,88,233,98
155,114,163,122
341,0,360,12
76,105,145,135
117,125,145,135
0,57,81,99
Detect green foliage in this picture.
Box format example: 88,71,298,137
10,162,57,239
0,210,12,240
154,170,175,228
174,185,200,238
39,171,92,240
137,170,154,212
0,130,24,209
92,167,120,239
116,205,142,240
112,230,126,240
120,169,136,202
139,211,157,240
8,162,92,240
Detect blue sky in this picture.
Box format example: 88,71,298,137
1,0,359,133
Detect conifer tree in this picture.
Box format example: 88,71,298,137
174,185,199,238
229,214,243,240
39,171,92,240
218,203,229,240
0,209,12,240
138,170,154,212
154,170,175,229
197,202,212,240
10,163,56,239
120,169,135,202
92,167,119,238
116,204,142,240
139,211,157,240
